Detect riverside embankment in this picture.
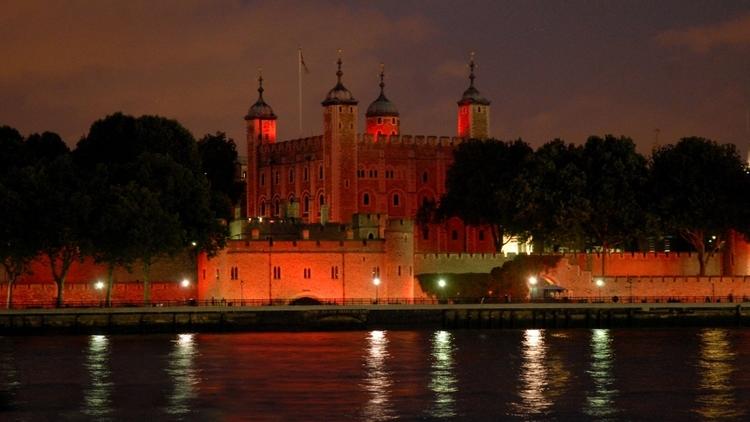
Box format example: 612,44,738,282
1,302,750,334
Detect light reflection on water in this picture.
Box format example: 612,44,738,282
585,328,618,419
360,330,395,421
81,334,113,418
428,330,457,418
514,329,551,416
695,328,743,420
165,333,199,416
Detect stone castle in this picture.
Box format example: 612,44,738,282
199,54,508,302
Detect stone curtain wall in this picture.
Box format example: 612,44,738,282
0,281,196,305
563,252,722,277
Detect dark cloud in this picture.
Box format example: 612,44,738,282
1,0,749,154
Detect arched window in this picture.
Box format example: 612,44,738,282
363,193,370,206
260,201,266,216
422,171,428,184
392,193,400,207
319,165,324,180
319,194,325,206
451,230,458,240
274,199,280,217
289,168,295,183
303,195,310,215
260,172,265,186
303,166,309,181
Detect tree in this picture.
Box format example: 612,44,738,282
522,139,588,252
580,135,649,275
75,114,226,299
437,139,534,252
32,156,92,307
198,132,242,221
650,137,750,275
24,132,69,163
0,168,39,308
0,125,24,170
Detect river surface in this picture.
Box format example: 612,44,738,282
1,328,749,421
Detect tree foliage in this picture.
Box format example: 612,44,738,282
198,132,242,221
438,139,534,252
650,137,750,275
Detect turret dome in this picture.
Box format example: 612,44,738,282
457,54,491,106
321,57,358,106
245,75,277,120
366,65,399,117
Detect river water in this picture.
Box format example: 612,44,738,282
1,328,749,421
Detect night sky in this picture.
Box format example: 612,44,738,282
2,0,750,154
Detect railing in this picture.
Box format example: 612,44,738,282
2,295,749,310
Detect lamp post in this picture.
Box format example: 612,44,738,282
595,278,604,301
373,277,381,304
438,278,446,303
528,276,538,302
95,280,104,307
240,279,245,304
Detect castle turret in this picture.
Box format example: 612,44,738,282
366,64,400,139
457,53,491,139
246,72,277,217
321,53,358,223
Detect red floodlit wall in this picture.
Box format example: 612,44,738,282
563,252,722,277
0,281,196,305
1,254,196,304
198,237,425,302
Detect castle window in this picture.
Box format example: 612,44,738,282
451,230,458,240
392,193,400,207
422,171,428,183
338,123,342,129
363,193,370,206
289,168,295,183
260,201,266,216
331,266,339,279
350,123,354,129
303,268,312,279
319,165,324,180
377,117,382,124
274,171,279,185
303,166,309,181
273,266,282,279
274,199,280,217
357,168,365,178
319,194,325,206
242,171,247,180
339,106,343,112
230,266,239,280
479,230,485,241
398,266,402,276
392,118,396,124
422,227,429,240
303,195,310,215
260,172,265,186
349,107,353,113
202,269,206,280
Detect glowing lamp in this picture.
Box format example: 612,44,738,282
528,276,538,286
181,279,190,288
372,277,381,286
95,281,104,290
438,279,446,288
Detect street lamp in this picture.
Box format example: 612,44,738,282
94,281,105,307
528,276,538,301
373,277,381,304
438,278,446,303
595,278,604,301
181,278,191,288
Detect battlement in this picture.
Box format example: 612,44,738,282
357,133,464,148
260,135,324,156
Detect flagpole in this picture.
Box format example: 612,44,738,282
298,47,303,136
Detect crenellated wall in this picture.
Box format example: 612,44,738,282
562,252,722,277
